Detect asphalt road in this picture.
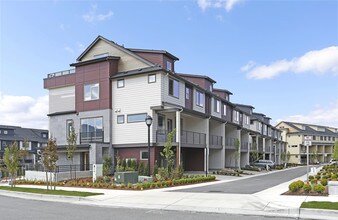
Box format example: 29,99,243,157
172,166,308,194
0,195,298,220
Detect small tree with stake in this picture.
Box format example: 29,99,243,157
333,141,338,168
4,142,20,188
66,127,77,179
42,138,59,190
160,129,176,177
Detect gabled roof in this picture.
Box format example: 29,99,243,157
176,73,217,84
127,48,179,61
0,125,48,143
235,103,255,115
76,35,154,66
278,121,338,136
213,88,233,95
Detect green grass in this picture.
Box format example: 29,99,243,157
301,201,338,210
0,186,103,197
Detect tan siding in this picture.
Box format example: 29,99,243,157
112,72,162,144
49,86,75,114
81,39,150,72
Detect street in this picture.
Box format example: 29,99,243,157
0,195,298,220
173,166,308,194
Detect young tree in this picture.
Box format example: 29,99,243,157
66,127,77,179
281,151,286,162
234,138,241,170
103,155,113,176
160,129,176,176
286,151,291,163
42,138,59,190
20,139,29,164
251,142,259,162
4,142,20,187
333,141,338,167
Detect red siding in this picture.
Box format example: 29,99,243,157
181,76,212,91
116,147,156,173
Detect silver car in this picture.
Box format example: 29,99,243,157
253,160,275,169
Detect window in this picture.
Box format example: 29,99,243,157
209,84,213,91
223,104,227,116
333,137,336,141
234,111,239,122
292,145,298,148
169,78,179,98
196,90,204,107
3,130,8,135
320,136,323,141
324,136,327,141
158,114,165,129
42,133,47,138
127,113,147,123
328,136,331,141
148,74,156,83
117,115,125,124
214,99,220,113
80,117,103,142
93,53,108,58
313,136,316,140
140,150,148,160
66,119,74,138
117,79,125,88
246,115,250,125
185,87,190,99
84,83,99,101
166,61,172,71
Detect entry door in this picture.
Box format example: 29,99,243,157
167,119,173,132
81,152,89,171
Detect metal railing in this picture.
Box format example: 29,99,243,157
181,130,206,145
25,164,92,172
80,131,104,143
241,142,249,151
224,138,236,149
209,135,222,146
156,130,176,143
47,69,75,78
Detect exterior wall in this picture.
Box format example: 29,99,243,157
285,134,303,163
49,109,111,145
112,73,162,144
162,74,185,107
211,97,221,118
116,147,156,172
80,39,150,71
57,152,81,166
182,114,205,134
182,148,204,171
180,76,212,92
209,149,223,169
133,52,175,72
49,86,75,114
221,103,232,122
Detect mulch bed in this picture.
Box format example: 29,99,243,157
282,188,328,196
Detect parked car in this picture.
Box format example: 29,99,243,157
253,160,275,169
329,159,337,165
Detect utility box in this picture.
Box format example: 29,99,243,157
114,171,138,184
93,164,103,182
138,176,153,183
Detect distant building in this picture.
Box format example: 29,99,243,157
0,125,48,164
276,121,338,164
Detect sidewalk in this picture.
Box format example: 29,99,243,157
1,168,338,220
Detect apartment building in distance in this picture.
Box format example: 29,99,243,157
276,121,338,164
0,125,48,164
43,35,286,172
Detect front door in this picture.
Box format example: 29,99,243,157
167,119,173,132
81,152,89,171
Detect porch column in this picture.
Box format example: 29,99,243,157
237,128,241,169
221,123,226,168
262,137,266,160
176,110,181,165
205,118,210,173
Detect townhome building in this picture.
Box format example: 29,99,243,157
276,121,338,164
0,125,48,164
43,35,285,173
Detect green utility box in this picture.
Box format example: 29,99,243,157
114,171,138,184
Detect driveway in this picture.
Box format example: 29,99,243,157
171,166,308,194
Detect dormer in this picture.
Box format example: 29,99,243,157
235,104,254,115
177,73,216,92
213,88,233,101
127,48,179,72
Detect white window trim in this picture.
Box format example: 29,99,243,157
84,83,99,101
196,90,204,107
223,104,227,116
117,115,125,124
140,150,148,160
148,74,156,83
117,79,125,88
166,61,172,71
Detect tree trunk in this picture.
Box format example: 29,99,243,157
45,171,49,190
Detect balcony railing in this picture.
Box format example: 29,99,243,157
156,130,206,146
47,69,75,78
241,142,249,151
209,135,222,147
80,131,104,143
224,138,236,149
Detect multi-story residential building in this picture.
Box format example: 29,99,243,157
43,35,285,173
0,125,48,164
276,121,338,164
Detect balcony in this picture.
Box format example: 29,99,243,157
224,138,236,149
156,130,206,147
80,131,104,143
47,69,75,78
209,135,222,149
241,142,249,152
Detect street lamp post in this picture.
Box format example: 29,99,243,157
145,115,153,177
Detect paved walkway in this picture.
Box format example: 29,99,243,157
0,167,338,220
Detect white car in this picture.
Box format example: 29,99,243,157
329,159,337,165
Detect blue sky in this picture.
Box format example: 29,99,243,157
0,0,337,129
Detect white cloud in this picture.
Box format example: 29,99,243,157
275,100,338,128
197,0,241,12
83,4,113,23
64,46,74,54
0,93,49,129
242,46,338,79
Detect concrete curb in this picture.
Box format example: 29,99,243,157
299,208,338,220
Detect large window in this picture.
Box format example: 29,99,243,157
214,99,220,113
169,78,179,98
223,104,227,116
196,90,204,107
84,83,99,101
140,150,148,160
80,117,103,143
127,113,147,123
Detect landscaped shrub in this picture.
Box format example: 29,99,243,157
313,184,325,193
320,179,328,186
120,183,125,188
308,175,314,180
326,173,332,179
296,180,304,189
289,181,301,192
156,167,169,181
302,184,312,193
127,183,133,189
315,174,321,180
310,179,318,185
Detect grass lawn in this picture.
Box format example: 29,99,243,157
0,186,103,197
301,201,338,210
